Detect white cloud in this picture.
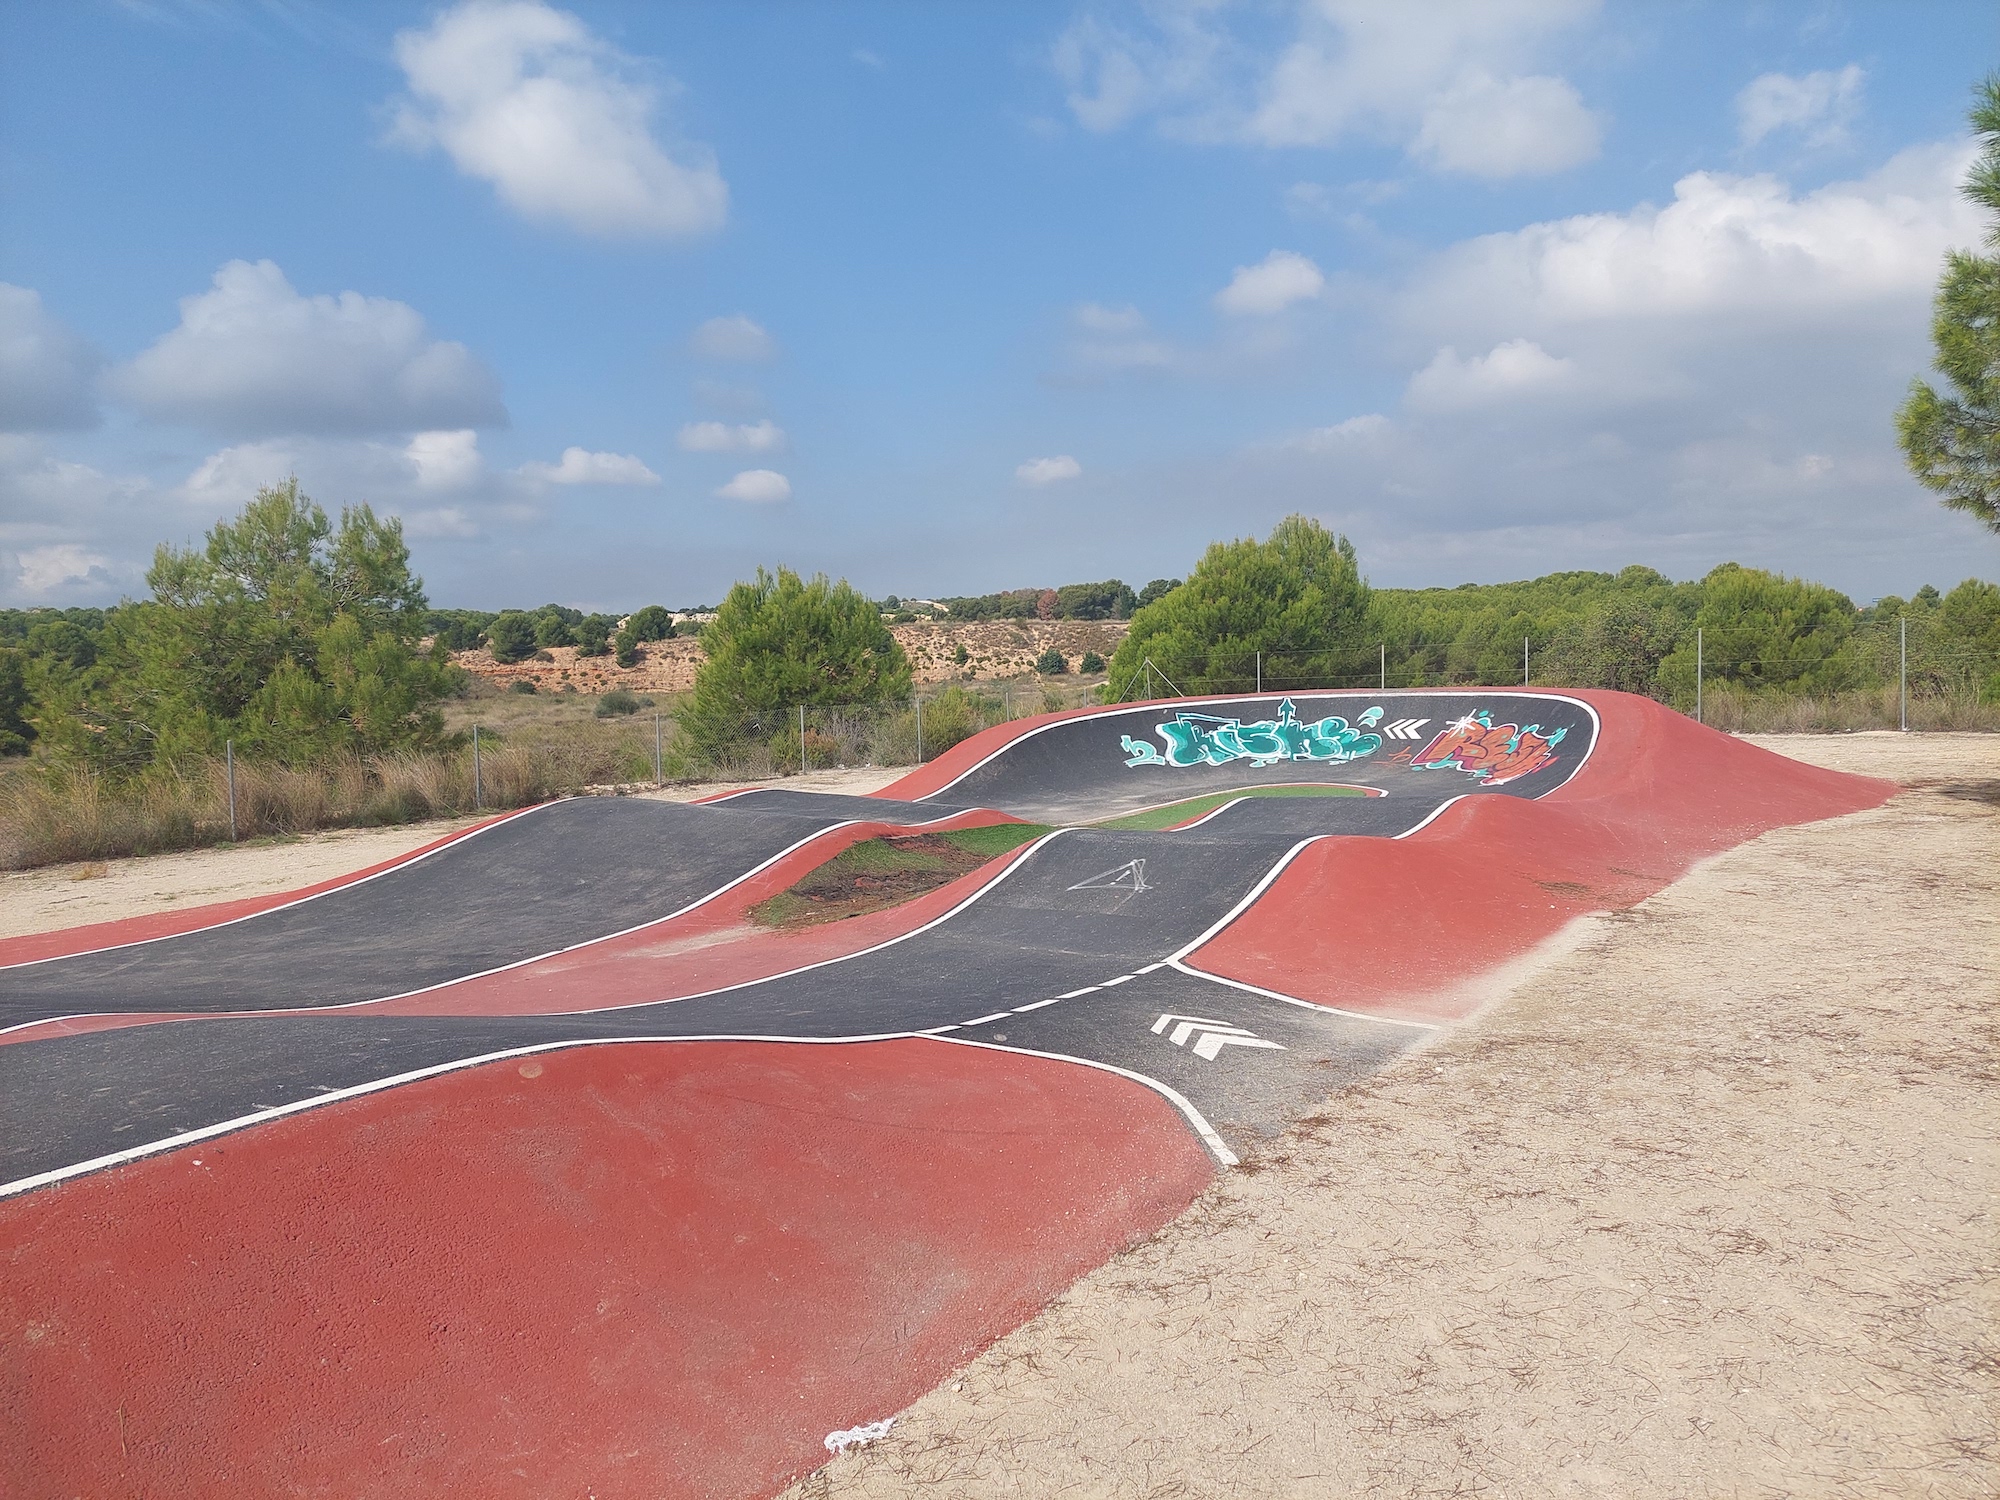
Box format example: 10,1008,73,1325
1737,65,1865,148
1215,250,1325,315
689,315,776,362
107,260,505,437
1066,303,1179,373
1289,413,1393,451
387,0,727,239
1402,142,1981,336
1409,70,1599,177
1016,454,1082,485
1057,0,1604,179
13,544,112,598
676,418,784,453
715,468,791,502
1072,302,1149,336
518,447,660,485
407,429,483,489
0,285,101,432
1406,340,1578,410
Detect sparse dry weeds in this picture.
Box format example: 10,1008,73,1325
788,734,1999,1500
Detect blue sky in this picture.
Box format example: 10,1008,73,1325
1,0,1994,611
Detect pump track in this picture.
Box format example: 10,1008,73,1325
0,689,1894,1500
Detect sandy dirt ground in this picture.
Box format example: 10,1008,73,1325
0,766,900,943
785,733,1999,1500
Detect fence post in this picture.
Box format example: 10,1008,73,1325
472,723,483,810
915,693,924,764
226,738,237,842
1695,628,1703,725
799,704,808,772
1256,651,1262,694
1899,616,1908,733
654,710,663,786
1380,644,1386,692
1523,636,1529,687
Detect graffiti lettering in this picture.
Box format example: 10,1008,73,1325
1407,710,1565,787
1121,698,1383,769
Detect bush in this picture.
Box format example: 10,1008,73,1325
626,605,675,641
488,611,536,663
574,614,616,657
682,566,913,760
509,679,538,694
1079,650,1105,674
1035,648,1068,675
596,688,642,717
614,628,640,668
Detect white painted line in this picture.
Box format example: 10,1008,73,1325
0,801,553,973
514,828,1076,1019
1100,974,1137,987
962,1012,1011,1027
921,1033,1239,1169
1165,836,1326,965
1390,794,1469,840
920,1024,961,1034
1010,997,1063,1014
0,1031,921,1200
1136,962,1166,974
1058,986,1100,999
1168,959,1438,1030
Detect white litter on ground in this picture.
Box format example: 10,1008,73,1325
824,1418,895,1455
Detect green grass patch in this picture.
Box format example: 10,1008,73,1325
934,821,1054,857
1094,782,1369,831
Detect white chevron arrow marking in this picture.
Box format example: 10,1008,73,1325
1382,717,1431,740
1151,1014,1286,1062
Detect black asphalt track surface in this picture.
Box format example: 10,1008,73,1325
2,692,1597,1188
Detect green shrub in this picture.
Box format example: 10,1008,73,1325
487,611,536,663
1035,648,1067,675
614,628,640,668
626,605,675,641
596,688,642,717
574,614,616,657
509,679,538,695
1079,650,1105,674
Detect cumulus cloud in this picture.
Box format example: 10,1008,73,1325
689,315,776,362
1016,454,1082,485
387,0,727,239
715,468,790,502
1402,142,1981,337
1066,302,1179,373
1056,0,1603,179
676,418,784,452
1215,250,1325,315
13,544,114,596
518,447,660,485
1406,340,1578,410
107,260,505,438
1737,65,1865,148
407,429,484,489
0,285,101,432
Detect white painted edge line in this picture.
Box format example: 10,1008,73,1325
512,827,1076,1019
0,1030,920,1200
921,1033,1239,1169
0,816,873,1035
1100,974,1136,987
916,689,1602,803
1389,794,1470,841
1164,835,1327,965
1169,959,1437,1031
1058,986,1100,999
1091,782,1384,831
1010,996,1063,1014
920,1024,960,1033
1136,962,1166,975
0,801,553,973
0,802,1003,1038
962,1012,1011,1027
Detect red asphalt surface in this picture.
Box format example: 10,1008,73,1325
3,1038,1210,1499
3,692,1896,1499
